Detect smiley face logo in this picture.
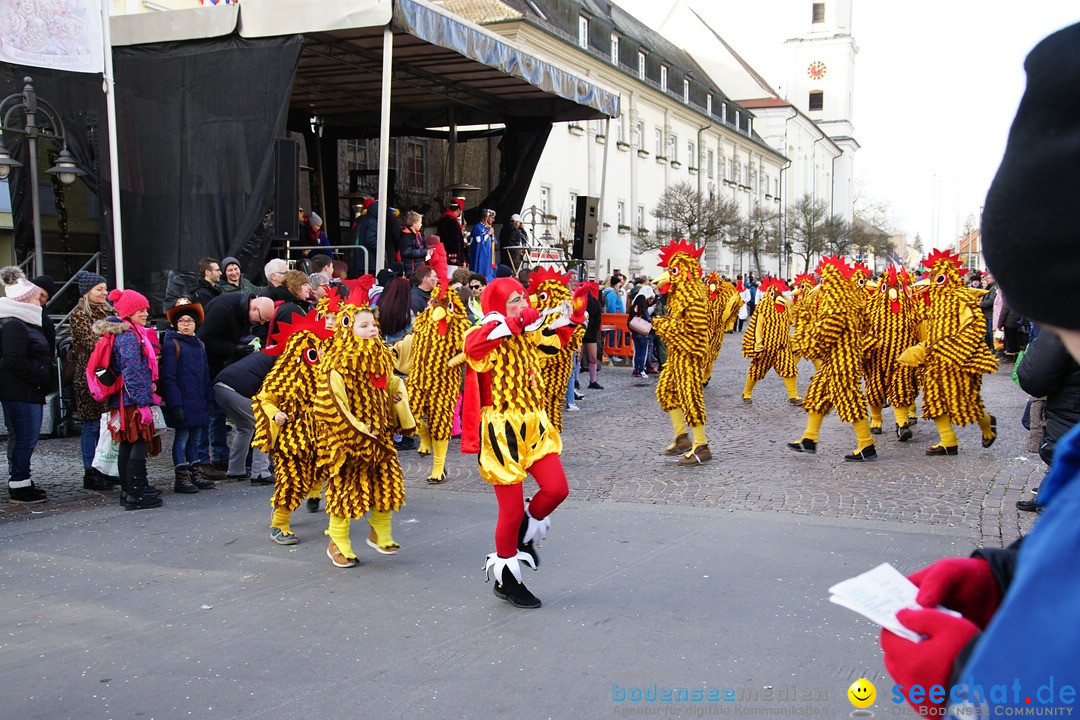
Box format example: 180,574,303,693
848,678,876,709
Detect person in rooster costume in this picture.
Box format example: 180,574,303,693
652,239,713,465
899,249,997,455
702,271,742,385
527,266,585,433
313,301,416,568
788,255,877,461
864,266,922,441
741,277,801,405
252,311,334,545
408,280,470,484
462,277,585,608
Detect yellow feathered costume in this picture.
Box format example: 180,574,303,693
527,266,584,433
407,281,469,483
790,255,877,460
252,311,334,544
900,249,997,455
741,277,801,404
864,266,922,439
313,302,416,567
703,271,743,383
652,239,712,464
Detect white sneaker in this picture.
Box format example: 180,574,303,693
566,403,580,412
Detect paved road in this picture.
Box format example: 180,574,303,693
0,343,1041,719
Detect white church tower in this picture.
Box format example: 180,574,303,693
783,0,859,222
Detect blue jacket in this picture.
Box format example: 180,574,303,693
603,287,624,314
947,422,1080,715
101,319,155,410
159,330,213,428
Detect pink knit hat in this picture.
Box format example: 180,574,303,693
108,288,149,319
0,266,42,304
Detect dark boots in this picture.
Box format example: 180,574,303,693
83,467,112,491
189,464,217,490
518,515,540,568
173,465,199,494
492,566,542,609
121,457,162,511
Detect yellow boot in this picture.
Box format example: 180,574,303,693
325,514,358,567
869,405,883,434
788,411,824,453
416,422,432,456
665,410,691,455
782,376,802,405
367,509,400,554
427,438,449,484
270,507,297,545
928,415,960,455
742,374,757,403
977,411,997,448
893,405,913,442
844,417,877,461
678,424,712,465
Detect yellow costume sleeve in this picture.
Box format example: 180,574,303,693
389,333,414,375
388,374,416,434
253,389,283,448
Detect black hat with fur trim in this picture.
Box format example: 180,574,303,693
982,21,1080,330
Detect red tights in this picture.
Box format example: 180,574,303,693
492,453,569,558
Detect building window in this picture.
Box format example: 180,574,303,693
616,115,625,142
611,34,619,64
660,65,668,91
404,141,424,190
707,149,714,178
635,120,644,147
812,2,825,23
725,159,733,180
540,185,550,214
578,16,589,49
617,201,625,226
721,102,728,123
669,134,677,162
808,91,824,111
636,205,645,228
344,139,367,169
688,141,695,166
763,173,770,194
735,110,741,129
683,78,690,103
747,117,753,136
655,127,663,155
569,192,578,219
706,93,712,115
637,51,646,80
775,177,780,196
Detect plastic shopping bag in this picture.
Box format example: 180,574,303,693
91,412,120,477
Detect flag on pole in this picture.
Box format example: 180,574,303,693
0,0,105,74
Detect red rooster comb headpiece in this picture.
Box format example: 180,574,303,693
792,272,818,289
658,238,705,268
921,248,965,273
527,266,572,295
817,254,855,279
852,261,873,277
758,277,791,296
263,310,334,357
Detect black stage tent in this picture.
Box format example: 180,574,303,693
1,0,617,303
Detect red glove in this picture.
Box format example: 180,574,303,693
910,557,1002,629
881,608,980,715
517,306,541,330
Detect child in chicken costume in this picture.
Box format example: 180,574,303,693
652,239,713,465
899,249,997,455
703,271,743,384
788,255,878,461
864,266,922,441
741,277,801,404
527,266,585,433
252,311,334,545
313,303,416,568
407,281,470,483
462,278,584,609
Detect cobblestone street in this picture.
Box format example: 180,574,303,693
1,338,1038,548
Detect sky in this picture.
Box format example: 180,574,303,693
611,0,1079,249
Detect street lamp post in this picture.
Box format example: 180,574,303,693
0,76,86,276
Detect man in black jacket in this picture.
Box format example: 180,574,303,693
1015,329,1080,510
213,349,276,484
196,293,274,473
191,257,223,308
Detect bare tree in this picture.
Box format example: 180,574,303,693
729,203,780,278
853,177,898,234
851,217,893,264
787,193,829,274
643,180,739,253
821,214,854,258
